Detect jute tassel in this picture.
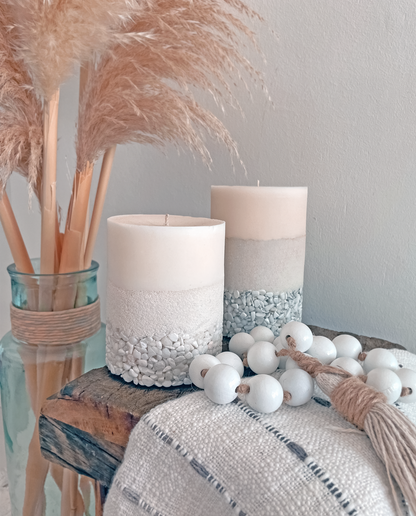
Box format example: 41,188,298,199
277,342,416,515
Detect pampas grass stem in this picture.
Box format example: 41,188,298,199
40,90,59,277
59,163,94,275
84,146,116,269
0,191,34,273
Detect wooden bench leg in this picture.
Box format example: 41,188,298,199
95,481,107,516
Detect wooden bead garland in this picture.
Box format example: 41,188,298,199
190,323,416,414
189,322,416,515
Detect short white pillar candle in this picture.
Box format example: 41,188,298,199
211,186,307,338
106,214,225,387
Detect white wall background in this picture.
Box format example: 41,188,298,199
1,0,416,351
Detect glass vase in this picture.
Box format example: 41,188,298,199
0,259,106,516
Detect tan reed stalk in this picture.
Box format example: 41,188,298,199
23,89,61,514
23,88,61,516
84,146,116,268
60,63,92,516
79,65,91,265
55,209,63,273
61,345,85,516
60,63,92,515
51,464,84,516
59,163,94,276
23,344,67,516
39,89,60,284
0,191,34,274
0,191,43,488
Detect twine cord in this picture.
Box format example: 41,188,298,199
236,384,250,394
10,298,101,346
242,352,248,368
283,391,292,403
277,348,351,379
401,387,412,397
285,335,297,350
330,376,387,430
280,333,416,514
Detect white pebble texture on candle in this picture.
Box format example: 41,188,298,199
106,280,224,386
223,287,302,338
224,237,305,292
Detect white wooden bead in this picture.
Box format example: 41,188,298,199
366,368,402,404
216,352,244,377
397,368,416,403
229,332,255,358
332,334,362,360
285,353,311,370
189,354,220,389
363,348,399,373
250,326,275,343
331,357,364,376
279,321,313,353
247,341,280,374
308,336,337,365
204,364,241,404
273,338,288,368
245,375,283,413
279,369,314,406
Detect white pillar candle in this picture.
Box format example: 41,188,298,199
211,186,307,337
106,214,225,387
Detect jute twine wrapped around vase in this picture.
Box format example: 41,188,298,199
11,299,101,516
277,338,416,515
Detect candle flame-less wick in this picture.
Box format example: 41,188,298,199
165,214,169,226
257,180,260,187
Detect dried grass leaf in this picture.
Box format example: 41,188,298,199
77,0,265,169
0,2,43,199
6,0,139,99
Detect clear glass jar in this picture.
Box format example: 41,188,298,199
0,260,106,515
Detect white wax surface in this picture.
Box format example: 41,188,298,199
211,186,308,240
108,215,225,291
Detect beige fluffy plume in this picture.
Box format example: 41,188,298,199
0,2,42,198
6,0,139,100
77,0,264,170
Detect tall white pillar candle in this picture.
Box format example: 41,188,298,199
211,186,307,338
106,214,225,387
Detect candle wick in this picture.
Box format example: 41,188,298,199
257,180,260,187
165,214,169,226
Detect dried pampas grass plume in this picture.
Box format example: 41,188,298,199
0,2,43,198
77,0,265,169
6,0,139,100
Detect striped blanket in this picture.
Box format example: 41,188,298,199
104,349,416,516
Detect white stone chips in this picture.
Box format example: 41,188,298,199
106,280,224,387
223,287,303,338
106,323,222,387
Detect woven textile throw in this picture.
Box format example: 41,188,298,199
104,349,416,516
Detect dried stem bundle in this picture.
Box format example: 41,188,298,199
73,0,265,272
0,1,268,514
77,0,264,169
